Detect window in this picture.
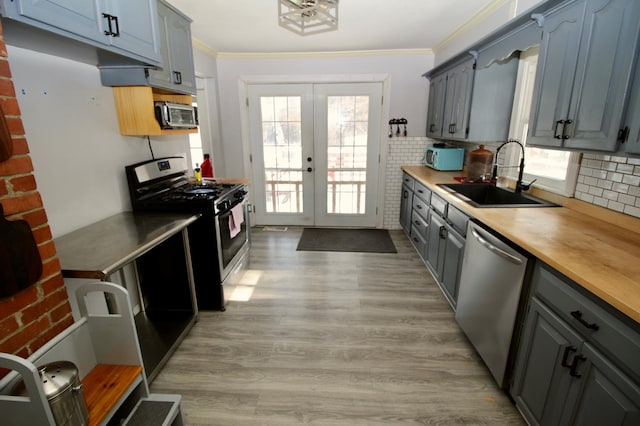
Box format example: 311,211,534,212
505,47,580,197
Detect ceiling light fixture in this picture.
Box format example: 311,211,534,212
278,0,339,36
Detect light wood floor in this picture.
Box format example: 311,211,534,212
150,228,525,425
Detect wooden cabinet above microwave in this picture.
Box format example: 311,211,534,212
112,86,197,136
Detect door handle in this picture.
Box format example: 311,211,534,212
569,355,586,378
570,310,599,330
553,120,565,139
470,227,523,264
102,13,114,36
561,345,577,368
561,119,573,140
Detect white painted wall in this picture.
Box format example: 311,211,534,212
215,51,434,177
8,46,190,238
434,0,545,66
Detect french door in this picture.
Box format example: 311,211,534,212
249,82,382,227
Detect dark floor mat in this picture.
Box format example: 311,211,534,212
296,228,397,253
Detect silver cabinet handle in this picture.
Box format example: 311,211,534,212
470,227,522,265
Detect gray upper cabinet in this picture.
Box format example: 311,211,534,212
442,58,475,140
0,0,161,66
424,57,474,141
424,52,519,143
100,0,196,95
528,0,640,151
426,73,447,138
105,0,161,64
621,56,640,155
147,0,195,94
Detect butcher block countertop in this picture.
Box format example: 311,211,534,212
402,165,640,325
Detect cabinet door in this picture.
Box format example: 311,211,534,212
165,6,196,92
562,343,640,425
564,0,640,151
426,212,445,280
105,0,160,64
622,40,640,154
426,73,447,138
440,225,464,306
443,59,474,140
13,0,103,41
399,184,413,234
528,1,585,148
511,298,583,426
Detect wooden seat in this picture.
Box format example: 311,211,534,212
82,365,143,426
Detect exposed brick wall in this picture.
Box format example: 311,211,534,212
0,21,73,364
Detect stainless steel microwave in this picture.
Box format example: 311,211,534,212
154,101,198,129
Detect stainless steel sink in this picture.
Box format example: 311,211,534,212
437,183,559,208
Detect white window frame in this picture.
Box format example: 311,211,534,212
506,47,580,197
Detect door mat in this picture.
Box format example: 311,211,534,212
296,228,397,253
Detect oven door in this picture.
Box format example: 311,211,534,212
215,198,249,280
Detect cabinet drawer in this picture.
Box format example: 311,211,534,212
414,181,431,203
402,172,415,192
412,196,429,221
533,263,640,381
411,210,428,237
410,224,427,256
430,192,447,217
446,204,469,237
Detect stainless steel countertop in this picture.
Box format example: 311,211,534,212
54,211,200,279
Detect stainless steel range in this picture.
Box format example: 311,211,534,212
125,156,249,311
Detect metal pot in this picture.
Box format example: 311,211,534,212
13,360,89,426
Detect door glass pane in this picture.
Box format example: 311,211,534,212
327,96,369,214
260,96,303,213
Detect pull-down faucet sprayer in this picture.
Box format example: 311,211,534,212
491,139,536,193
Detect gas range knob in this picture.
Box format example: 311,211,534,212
234,190,247,198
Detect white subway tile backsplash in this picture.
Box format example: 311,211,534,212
384,138,640,227
608,200,625,212
612,182,630,193
619,193,636,205
617,163,634,174
577,152,640,220
596,179,612,190
622,174,640,186
624,205,640,219
607,171,624,182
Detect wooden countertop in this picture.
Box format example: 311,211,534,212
402,165,640,324
54,212,200,280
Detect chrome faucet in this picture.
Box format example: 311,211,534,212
491,139,535,193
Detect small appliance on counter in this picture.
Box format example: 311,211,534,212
466,144,494,182
423,144,464,171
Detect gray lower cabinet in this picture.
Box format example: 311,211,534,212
398,174,469,309
400,183,413,234
527,0,640,151
512,262,640,425
425,208,465,307
0,0,161,65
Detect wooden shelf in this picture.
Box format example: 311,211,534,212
82,364,143,426
112,86,197,136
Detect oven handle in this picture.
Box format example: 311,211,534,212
216,197,247,215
